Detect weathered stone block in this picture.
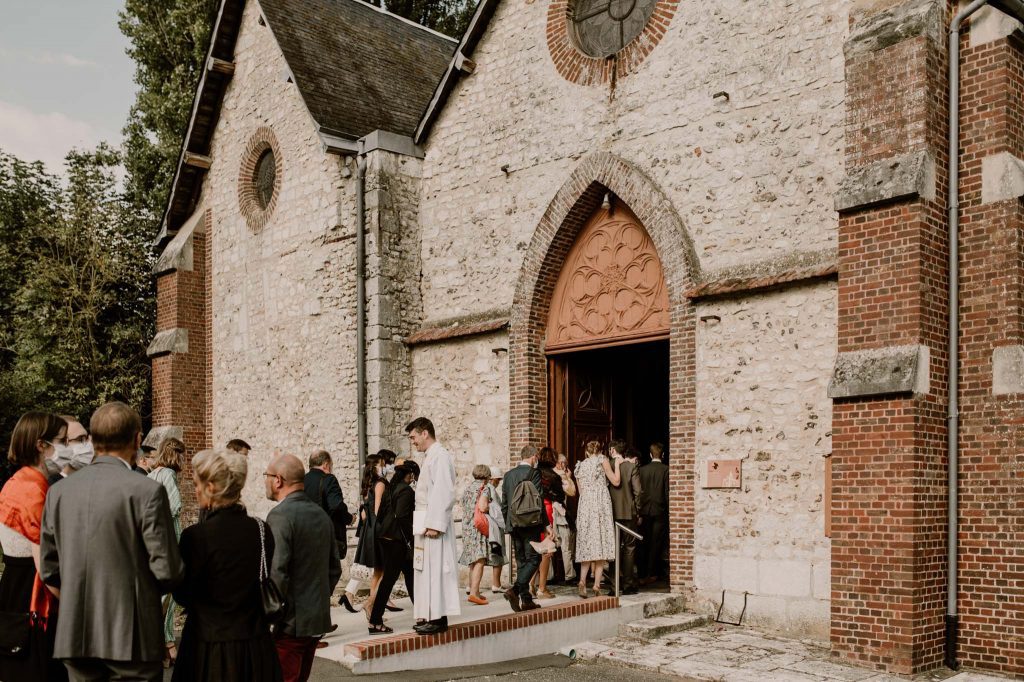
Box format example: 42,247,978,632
721,556,758,593
812,562,831,600
992,345,1024,395
971,5,1022,46
154,230,194,275
981,151,1024,204
693,554,721,591
147,328,189,358
834,151,936,212
828,344,929,398
143,425,184,450
845,0,943,58
758,560,811,598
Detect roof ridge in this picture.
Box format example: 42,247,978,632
349,0,459,43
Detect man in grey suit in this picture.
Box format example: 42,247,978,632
607,440,643,595
265,453,341,682
40,401,183,681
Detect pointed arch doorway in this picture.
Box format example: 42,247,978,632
546,202,671,470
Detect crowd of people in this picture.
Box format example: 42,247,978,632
0,404,669,682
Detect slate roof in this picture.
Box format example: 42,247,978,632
260,0,457,140
159,0,456,245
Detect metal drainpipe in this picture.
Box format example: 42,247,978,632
356,142,368,473
944,0,1024,667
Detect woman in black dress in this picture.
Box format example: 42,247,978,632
172,448,282,682
353,453,388,619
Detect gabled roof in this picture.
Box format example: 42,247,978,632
158,0,456,245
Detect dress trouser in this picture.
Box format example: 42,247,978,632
639,514,667,579
273,633,320,682
63,658,162,682
612,518,639,591
511,526,543,597
555,524,576,580
370,537,412,624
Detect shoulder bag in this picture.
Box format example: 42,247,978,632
472,483,490,536
256,518,286,622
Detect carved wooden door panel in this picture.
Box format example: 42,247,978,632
567,356,613,469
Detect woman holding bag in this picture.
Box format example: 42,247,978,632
0,411,67,682
172,448,282,681
458,465,495,605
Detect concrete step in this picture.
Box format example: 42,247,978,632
619,612,710,640
641,593,686,618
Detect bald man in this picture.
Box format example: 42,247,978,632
265,454,340,682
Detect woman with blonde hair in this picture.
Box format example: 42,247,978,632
172,448,281,681
458,464,496,605
573,440,620,598
149,437,185,667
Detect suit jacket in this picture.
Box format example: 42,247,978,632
39,455,183,662
608,459,642,521
173,504,273,642
384,478,414,542
638,460,669,517
501,462,543,530
303,468,344,515
266,490,341,637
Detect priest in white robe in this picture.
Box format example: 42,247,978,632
407,417,461,634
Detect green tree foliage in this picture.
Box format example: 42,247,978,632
0,147,154,444
119,0,218,230
373,0,477,37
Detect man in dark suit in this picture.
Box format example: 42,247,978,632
501,445,543,613
304,449,347,559
266,453,341,682
40,401,183,682
638,442,670,584
607,440,643,594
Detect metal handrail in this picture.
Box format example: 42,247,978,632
613,522,644,599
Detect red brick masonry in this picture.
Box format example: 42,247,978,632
343,597,618,660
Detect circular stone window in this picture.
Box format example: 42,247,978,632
547,0,677,86
572,0,658,59
238,127,281,231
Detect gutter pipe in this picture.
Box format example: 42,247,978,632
945,0,1024,668
356,141,368,473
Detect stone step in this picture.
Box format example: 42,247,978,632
619,612,710,640
641,593,686,618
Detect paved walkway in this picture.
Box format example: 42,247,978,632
575,620,1014,682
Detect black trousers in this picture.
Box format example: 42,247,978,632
511,526,542,597
640,514,668,579
369,537,413,625
610,518,639,591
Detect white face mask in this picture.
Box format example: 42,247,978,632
383,464,395,478
50,443,72,466
69,441,94,468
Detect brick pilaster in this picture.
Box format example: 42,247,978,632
151,209,213,526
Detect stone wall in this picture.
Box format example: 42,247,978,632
691,282,836,639
197,0,361,516
413,0,848,636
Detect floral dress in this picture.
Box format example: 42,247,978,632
573,455,615,563
458,481,491,566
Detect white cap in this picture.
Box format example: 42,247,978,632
489,465,503,479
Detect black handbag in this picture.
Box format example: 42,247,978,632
256,518,286,622
0,610,34,657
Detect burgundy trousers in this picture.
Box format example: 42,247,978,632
273,633,320,682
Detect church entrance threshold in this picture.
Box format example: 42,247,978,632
548,340,670,470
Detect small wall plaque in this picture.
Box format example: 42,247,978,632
704,459,741,488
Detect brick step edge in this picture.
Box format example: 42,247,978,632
619,613,710,640
344,596,619,660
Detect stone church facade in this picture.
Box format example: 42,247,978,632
149,0,1022,675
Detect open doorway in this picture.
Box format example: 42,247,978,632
548,340,670,468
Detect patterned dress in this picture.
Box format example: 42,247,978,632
573,455,615,563
458,481,491,566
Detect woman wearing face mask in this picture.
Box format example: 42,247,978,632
149,438,185,667
0,411,68,681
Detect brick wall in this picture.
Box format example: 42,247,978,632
832,1,950,673
152,210,213,526
954,25,1024,677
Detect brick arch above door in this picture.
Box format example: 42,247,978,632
508,151,698,593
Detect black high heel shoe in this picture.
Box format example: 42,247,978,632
339,594,358,613
384,603,403,612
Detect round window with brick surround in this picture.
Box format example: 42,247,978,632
238,127,281,231
547,0,677,86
